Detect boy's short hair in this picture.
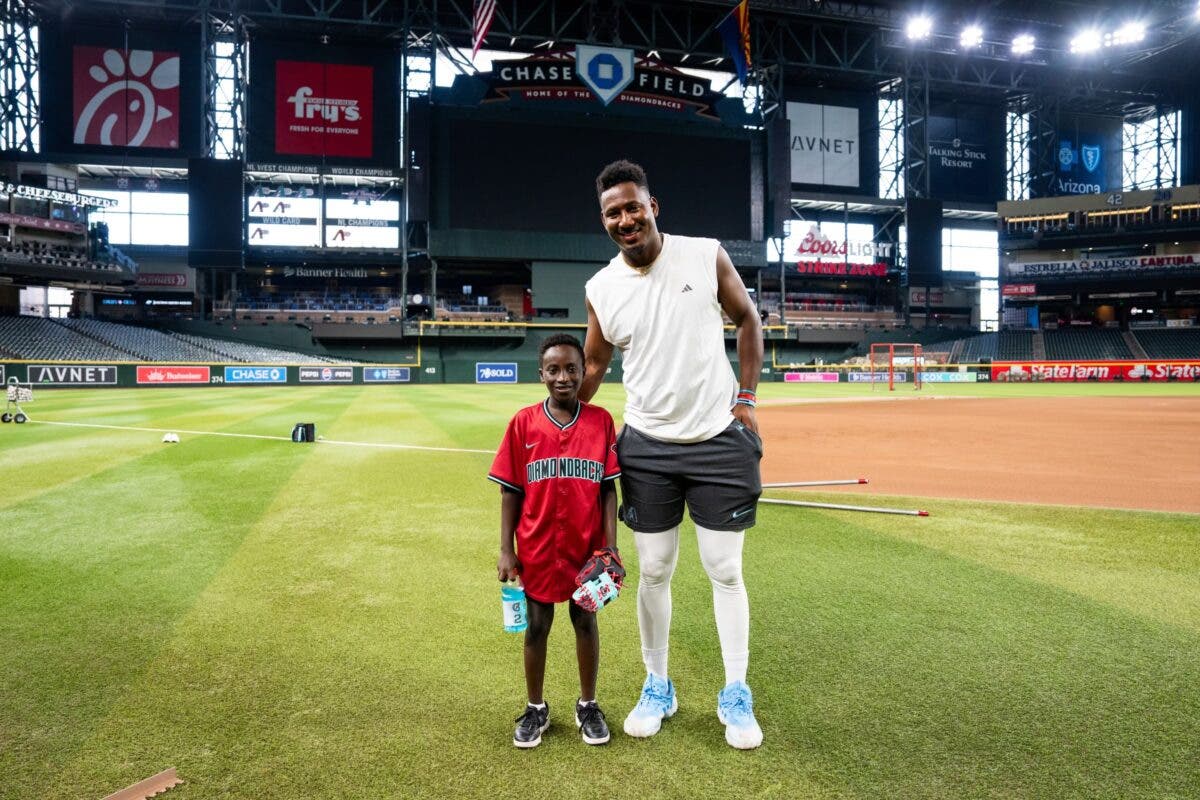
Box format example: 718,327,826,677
539,333,585,364
595,160,649,197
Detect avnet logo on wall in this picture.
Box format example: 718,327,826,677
275,60,374,158
29,365,118,385
476,363,518,384
787,102,859,188
224,366,287,384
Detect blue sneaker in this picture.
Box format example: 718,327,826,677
623,673,678,737
717,681,763,749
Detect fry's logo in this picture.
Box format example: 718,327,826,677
275,60,373,158
286,86,361,123
72,46,180,148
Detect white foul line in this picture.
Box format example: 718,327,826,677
28,419,493,455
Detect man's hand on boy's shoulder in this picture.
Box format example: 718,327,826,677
497,551,521,582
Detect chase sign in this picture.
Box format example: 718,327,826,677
575,45,634,105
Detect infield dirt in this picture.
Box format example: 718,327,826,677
759,396,1200,513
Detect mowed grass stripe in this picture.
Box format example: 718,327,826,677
738,508,1200,799
0,390,361,799
785,492,1200,634
40,424,1200,799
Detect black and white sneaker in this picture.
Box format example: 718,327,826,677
513,703,550,748
575,700,611,745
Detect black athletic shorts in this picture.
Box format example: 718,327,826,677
615,420,762,533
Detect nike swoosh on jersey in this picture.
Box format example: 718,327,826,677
525,442,537,449
731,507,753,519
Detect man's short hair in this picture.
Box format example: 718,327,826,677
539,333,585,364
596,160,649,197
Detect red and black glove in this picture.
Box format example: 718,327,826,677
576,546,625,589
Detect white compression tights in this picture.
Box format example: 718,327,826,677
632,525,750,686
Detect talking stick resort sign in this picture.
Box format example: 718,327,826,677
482,46,724,119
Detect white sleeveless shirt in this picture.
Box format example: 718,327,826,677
585,233,737,443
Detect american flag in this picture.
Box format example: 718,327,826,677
472,0,497,59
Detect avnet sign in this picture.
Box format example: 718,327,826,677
787,101,859,188
29,365,117,385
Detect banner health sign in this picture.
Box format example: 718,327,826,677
476,362,518,384
927,101,1005,204
225,366,287,384
1049,113,1122,196
363,367,411,383
248,39,398,172
39,20,203,157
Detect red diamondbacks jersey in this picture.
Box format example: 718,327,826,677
488,399,621,603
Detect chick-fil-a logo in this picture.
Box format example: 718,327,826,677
72,46,180,148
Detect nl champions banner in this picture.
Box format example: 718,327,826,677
225,366,287,384
476,363,518,384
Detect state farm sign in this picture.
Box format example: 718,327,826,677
275,61,373,158
992,361,1200,382
136,366,210,384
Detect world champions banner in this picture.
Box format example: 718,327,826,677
248,40,398,173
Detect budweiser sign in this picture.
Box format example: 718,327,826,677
992,361,1200,382
136,273,189,288
136,366,211,384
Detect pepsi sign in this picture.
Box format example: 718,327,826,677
299,366,353,383
476,362,518,384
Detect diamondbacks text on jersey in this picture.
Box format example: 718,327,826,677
488,400,621,603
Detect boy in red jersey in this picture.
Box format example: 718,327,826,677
488,334,623,748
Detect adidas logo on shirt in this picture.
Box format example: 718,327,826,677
681,284,693,293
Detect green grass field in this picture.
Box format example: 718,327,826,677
2,383,1199,799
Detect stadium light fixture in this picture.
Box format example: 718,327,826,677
906,15,933,41
1104,22,1145,47
960,25,984,49
1012,34,1036,55
1069,28,1102,54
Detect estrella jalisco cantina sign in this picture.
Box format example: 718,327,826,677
1006,251,1200,279
482,46,724,119
992,361,1200,382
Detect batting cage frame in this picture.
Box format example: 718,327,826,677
869,343,923,391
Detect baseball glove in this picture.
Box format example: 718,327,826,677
576,546,625,589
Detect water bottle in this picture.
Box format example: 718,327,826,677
501,581,528,633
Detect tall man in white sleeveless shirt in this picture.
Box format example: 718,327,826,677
581,160,764,749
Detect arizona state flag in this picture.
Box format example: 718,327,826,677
717,0,752,84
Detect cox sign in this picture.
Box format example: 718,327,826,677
476,362,518,384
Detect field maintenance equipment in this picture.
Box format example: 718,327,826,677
2,376,32,424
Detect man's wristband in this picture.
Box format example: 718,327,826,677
735,388,757,408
